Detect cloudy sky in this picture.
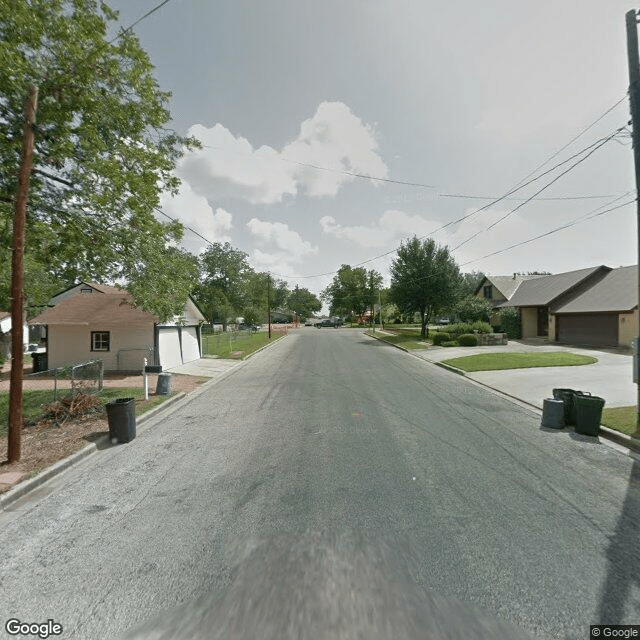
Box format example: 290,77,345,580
109,0,636,296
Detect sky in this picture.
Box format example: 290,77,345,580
108,0,637,298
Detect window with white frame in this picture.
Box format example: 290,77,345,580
91,331,110,351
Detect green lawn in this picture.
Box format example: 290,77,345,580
366,330,429,350
0,387,176,436
440,352,598,372
601,406,640,437
201,331,279,358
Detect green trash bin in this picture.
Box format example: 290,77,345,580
574,394,605,437
106,397,136,443
552,388,585,426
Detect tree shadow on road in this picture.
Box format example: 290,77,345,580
596,455,640,623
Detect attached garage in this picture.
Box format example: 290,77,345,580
158,328,183,370
556,313,618,348
181,326,200,363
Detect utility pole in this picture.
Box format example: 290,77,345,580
8,85,38,463
626,10,640,434
267,273,272,339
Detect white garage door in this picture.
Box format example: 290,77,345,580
158,328,182,371
181,327,200,363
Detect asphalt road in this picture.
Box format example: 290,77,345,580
1,328,638,640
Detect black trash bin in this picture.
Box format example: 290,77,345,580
106,397,136,443
574,395,605,437
552,388,585,426
31,352,48,373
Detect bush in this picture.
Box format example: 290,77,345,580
498,307,521,339
445,321,491,337
442,340,459,347
431,332,451,346
458,333,479,347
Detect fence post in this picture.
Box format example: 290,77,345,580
99,360,104,391
54,367,58,402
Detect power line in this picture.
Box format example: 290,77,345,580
450,127,624,253
278,127,626,280
460,198,635,268
107,0,174,44
513,94,628,187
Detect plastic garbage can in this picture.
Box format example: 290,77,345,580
156,372,173,396
552,388,585,426
541,398,565,429
106,397,136,443
574,395,605,437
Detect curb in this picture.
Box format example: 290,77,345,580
0,336,289,511
364,330,640,457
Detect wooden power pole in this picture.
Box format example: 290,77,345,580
267,273,272,339
8,85,38,463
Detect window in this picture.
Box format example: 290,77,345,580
80,287,93,294
483,285,493,299
91,331,110,351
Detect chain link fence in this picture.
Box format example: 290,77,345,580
23,359,104,405
201,328,260,357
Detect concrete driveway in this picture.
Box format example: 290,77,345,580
417,340,635,409
166,356,241,378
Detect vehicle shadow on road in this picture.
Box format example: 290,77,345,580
596,455,640,624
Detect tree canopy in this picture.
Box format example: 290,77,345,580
321,265,382,319
389,236,460,337
0,0,198,320
288,285,322,320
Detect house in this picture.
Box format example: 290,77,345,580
474,274,545,328
0,311,29,360
29,286,206,372
552,265,637,348
499,265,616,341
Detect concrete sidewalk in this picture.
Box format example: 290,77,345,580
413,341,634,409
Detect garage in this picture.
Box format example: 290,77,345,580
556,313,618,348
158,328,182,370
181,326,200,363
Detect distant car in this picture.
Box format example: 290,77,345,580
239,323,259,332
304,320,314,326
437,318,451,326
316,317,342,328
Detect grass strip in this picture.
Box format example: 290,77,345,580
201,331,277,358
366,330,429,350
601,406,640,437
440,352,597,372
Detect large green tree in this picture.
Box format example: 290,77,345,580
0,0,198,319
390,237,461,338
195,243,252,325
287,285,321,320
321,265,381,319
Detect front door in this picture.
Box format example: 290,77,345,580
537,307,549,337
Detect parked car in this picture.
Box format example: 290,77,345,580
238,323,259,332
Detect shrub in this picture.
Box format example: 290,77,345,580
470,321,491,334
431,332,451,346
442,340,459,347
458,333,479,347
498,307,521,339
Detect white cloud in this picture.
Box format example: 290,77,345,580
246,218,318,273
159,181,233,252
320,209,436,248
176,102,388,205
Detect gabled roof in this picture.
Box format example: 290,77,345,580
475,275,545,300
554,265,637,314
500,266,610,308
50,281,122,299
30,292,158,326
